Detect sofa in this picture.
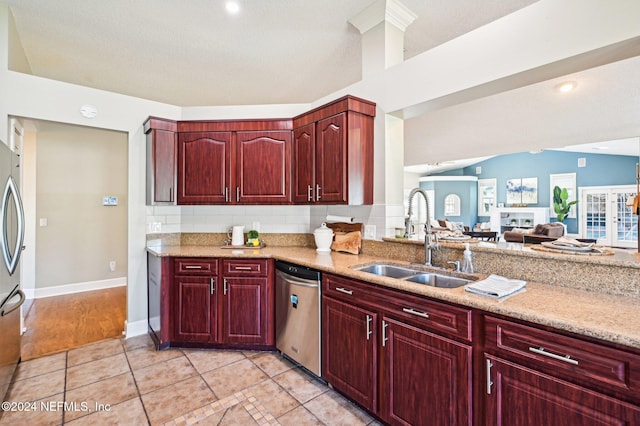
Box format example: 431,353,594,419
503,222,565,243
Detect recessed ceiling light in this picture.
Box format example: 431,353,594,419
555,81,577,93
80,104,97,119
225,1,240,14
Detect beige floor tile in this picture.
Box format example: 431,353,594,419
277,405,322,426
67,338,124,367
64,372,139,421
304,391,373,426
247,379,298,418
183,349,245,374
141,376,216,425
273,369,327,404
250,352,294,377
64,397,149,425
217,403,257,425
12,352,67,381
126,346,183,371
66,353,130,390
0,392,64,426
133,355,197,395
6,369,65,402
201,358,268,399
123,334,155,352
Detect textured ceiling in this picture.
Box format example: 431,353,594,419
3,0,537,106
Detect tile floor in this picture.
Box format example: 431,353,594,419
1,334,379,425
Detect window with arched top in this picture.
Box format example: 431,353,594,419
444,194,461,216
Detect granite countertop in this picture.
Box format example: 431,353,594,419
147,245,640,350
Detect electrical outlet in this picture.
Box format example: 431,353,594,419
109,261,116,272
364,225,376,239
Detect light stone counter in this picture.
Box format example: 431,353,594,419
147,244,640,350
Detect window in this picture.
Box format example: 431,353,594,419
444,194,461,216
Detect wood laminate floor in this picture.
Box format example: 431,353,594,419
20,287,126,360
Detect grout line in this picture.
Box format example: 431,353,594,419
121,340,152,426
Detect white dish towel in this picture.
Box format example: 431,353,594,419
465,274,526,298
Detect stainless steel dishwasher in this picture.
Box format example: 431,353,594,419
275,260,321,377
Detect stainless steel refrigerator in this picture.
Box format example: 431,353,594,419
0,139,25,403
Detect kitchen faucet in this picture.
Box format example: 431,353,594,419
405,188,439,266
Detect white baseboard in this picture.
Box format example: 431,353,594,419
30,277,127,299
125,319,148,338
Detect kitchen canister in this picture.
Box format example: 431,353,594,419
313,223,334,253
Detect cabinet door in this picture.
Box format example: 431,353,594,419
322,296,377,413
379,317,472,426
235,131,291,204
147,129,176,204
316,113,347,203
220,276,269,345
177,132,232,204
292,124,316,203
173,275,216,342
486,355,640,425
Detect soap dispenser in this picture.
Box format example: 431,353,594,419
461,242,474,273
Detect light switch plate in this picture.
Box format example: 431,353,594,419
364,225,376,239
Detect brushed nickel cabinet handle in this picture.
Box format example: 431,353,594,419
402,307,429,319
335,287,353,295
223,278,228,295
316,184,321,200
210,278,215,295
184,265,203,269
528,346,579,365
225,187,229,203
236,187,240,202
366,315,373,340
486,359,494,394
307,185,313,202
233,266,253,271
382,320,388,347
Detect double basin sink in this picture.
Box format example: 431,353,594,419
351,263,474,289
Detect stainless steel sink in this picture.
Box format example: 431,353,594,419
403,273,470,288
351,262,473,289
354,264,420,279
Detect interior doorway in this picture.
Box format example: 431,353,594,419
17,118,128,358
579,185,638,248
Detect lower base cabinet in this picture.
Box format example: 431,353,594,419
322,274,472,426
485,355,640,425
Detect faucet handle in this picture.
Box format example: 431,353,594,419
447,260,461,272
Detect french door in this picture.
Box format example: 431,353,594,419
579,185,637,248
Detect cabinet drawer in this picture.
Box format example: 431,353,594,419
222,259,269,276
485,316,640,401
174,258,218,275
323,274,472,342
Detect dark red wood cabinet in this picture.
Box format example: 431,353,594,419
144,117,177,205
172,258,218,343
484,315,640,425
220,259,274,345
177,132,232,204
152,256,274,349
235,131,291,204
322,296,378,412
292,96,376,205
322,274,472,425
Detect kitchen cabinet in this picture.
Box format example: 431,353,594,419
322,273,472,424
292,96,376,205
235,131,291,204
484,315,640,425
322,296,378,412
177,132,232,204
172,258,218,343
144,117,177,205
220,259,274,345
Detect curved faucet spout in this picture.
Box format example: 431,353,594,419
405,188,438,266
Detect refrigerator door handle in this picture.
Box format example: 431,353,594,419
0,287,25,317
1,176,25,275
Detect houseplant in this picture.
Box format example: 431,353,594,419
553,186,578,222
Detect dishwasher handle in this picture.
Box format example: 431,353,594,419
278,274,319,288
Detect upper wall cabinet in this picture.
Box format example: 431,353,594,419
292,96,376,205
177,132,232,204
145,117,177,205
144,95,375,206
